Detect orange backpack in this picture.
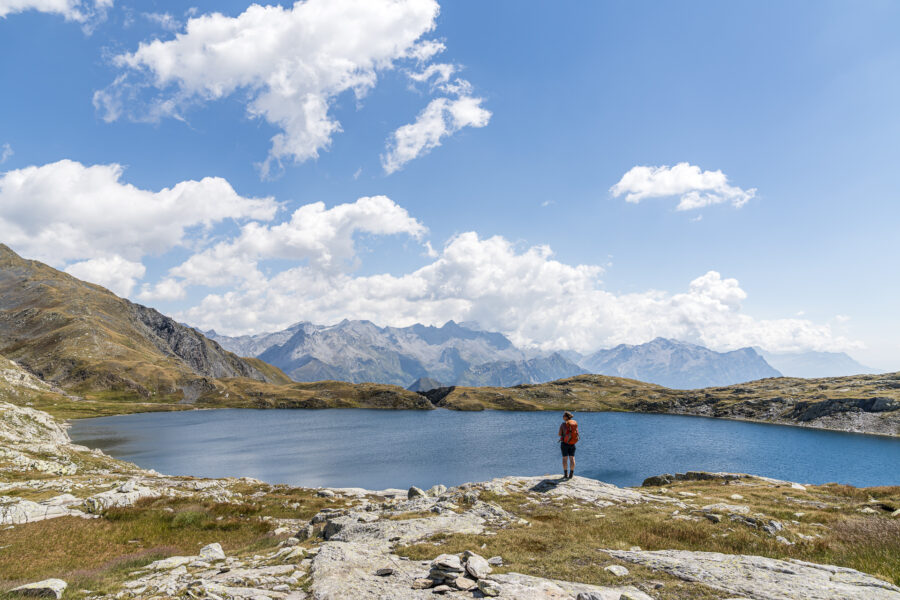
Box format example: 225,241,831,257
562,419,579,444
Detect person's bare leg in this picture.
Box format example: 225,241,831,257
562,456,568,478
568,456,575,477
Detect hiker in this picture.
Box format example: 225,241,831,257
558,411,579,479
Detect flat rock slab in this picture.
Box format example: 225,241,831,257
310,542,652,600
481,475,671,507
606,549,900,600
324,509,488,548
489,572,652,599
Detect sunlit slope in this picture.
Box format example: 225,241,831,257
422,372,900,435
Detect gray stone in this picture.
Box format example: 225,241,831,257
702,503,749,515
487,556,503,566
604,565,629,577
408,486,426,499
703,513,722,524
477,579,502,597
9,579,68,599
453,576,477,590
763,520,784,535
426,484,447,498
431,554,463,572
431,584,452,594
200,542,227,561
464,552,491,579
375,567,394,576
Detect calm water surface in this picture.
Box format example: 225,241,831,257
69,409,900,490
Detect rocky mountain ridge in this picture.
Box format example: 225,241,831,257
208,320,584,389
208,322,800,390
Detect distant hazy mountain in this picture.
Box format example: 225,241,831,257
579,338,781,389
456,353,585,387
407,377,445,392
209,319,536,387
754,348,877,379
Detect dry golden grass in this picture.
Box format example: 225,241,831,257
398,479,900,594
0,498,275,593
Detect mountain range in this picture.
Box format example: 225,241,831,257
208,321,834,390
206,320,585,388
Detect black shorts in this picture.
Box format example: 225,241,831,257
560,442,576,457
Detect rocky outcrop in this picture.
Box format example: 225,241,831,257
128,302,272,382
605,549,900,600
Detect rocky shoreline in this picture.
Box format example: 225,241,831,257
1,400,899,599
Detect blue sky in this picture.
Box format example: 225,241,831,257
1,0,898,368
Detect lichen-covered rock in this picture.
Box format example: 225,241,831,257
83,481,157,513
605,549,900,599
10,578,68,599
200,542,226,561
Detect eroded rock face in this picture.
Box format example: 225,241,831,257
605,549,900,600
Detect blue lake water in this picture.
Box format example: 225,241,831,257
68,409,900,490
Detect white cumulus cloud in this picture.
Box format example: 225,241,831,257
165,219,855,356
95,0,452,176
169,195,428,287
611,162,756,210
0,159,278,267
64,255,145,297
0,0,112,31
382,94,491,174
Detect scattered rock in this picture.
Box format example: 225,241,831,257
427,484,447,497
375,567,394,576
477,579,502,597
407,486,426,499
9,579,68,599
702,503,749,515
703,513,722,524
604,565,629,577
487,556,503,566
464,552,492,579
200,542,226,561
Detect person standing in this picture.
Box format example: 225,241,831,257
558,411,579,479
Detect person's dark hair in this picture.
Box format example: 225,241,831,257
563,411,573,420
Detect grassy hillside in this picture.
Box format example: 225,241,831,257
423,372,900,435
0,246,427,416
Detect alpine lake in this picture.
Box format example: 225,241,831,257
69,408,900,491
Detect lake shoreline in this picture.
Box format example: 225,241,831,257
3,399,899,599
68,407,900,490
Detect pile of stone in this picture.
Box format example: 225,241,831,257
412,551,503,596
